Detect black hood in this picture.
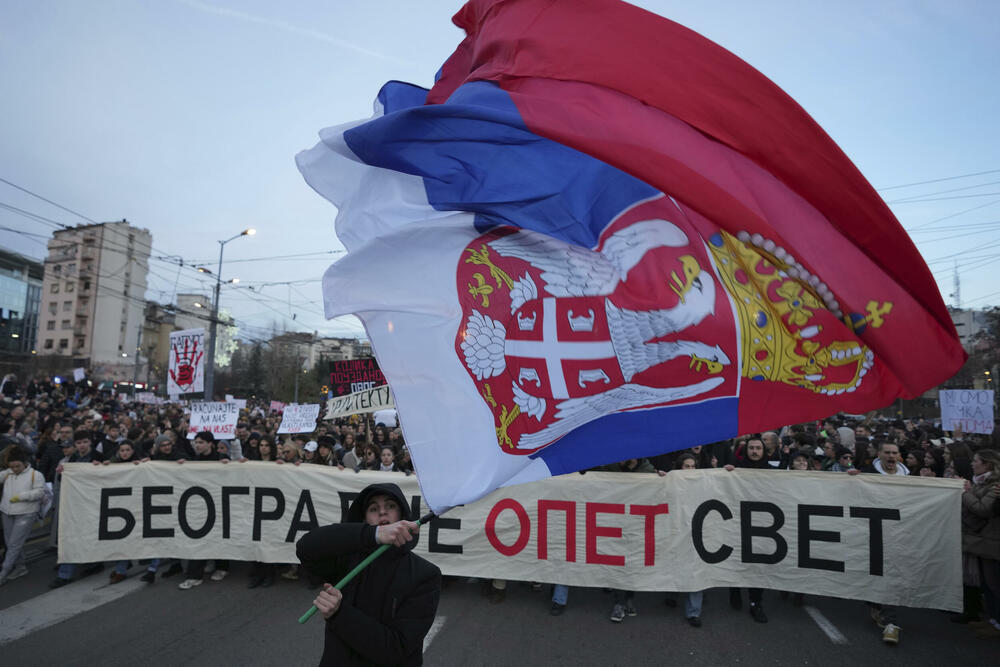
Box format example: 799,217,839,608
346,482,413,523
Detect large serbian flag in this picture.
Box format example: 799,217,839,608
297,0,964,513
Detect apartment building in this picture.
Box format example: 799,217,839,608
35,220,151,378
0,248,43,354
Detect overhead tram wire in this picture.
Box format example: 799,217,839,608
0,180,196,265
0,200,191,270
903,199,1000,232
0,176,98,224
876,168,1000,192
884,179,1000,204
889,192,1000,204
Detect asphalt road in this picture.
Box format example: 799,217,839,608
1,549,996,666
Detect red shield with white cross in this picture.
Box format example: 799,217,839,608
454,196,739,455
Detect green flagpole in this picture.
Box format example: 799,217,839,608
298,512,436,624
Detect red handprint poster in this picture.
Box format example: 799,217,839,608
168,328,206,395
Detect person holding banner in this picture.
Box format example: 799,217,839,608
0,447,47,585
848,441,908,644
178,431,232,590
724,436,770,623
297,482,441,666
961,449,1000,638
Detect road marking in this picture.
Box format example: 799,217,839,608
423,615,446,653
0,574,146,645
804,605,849,645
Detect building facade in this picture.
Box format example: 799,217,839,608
0,248,44,354
949,307,988,350
35,220,151,379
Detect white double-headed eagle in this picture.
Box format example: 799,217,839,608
460,218,731,451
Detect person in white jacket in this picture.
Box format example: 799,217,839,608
0,447,47,584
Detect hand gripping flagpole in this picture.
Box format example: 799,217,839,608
298,512,438,624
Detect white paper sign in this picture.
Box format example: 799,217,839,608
325,385,394,420
940,389,994,434
225,395,247,409
277,403,321,434
73,367,86,382
187,401,241,439
135,392,156,404
269,400,285,413
167,328,206,395
57,466,962,612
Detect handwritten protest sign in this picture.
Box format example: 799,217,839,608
329,358,385,397
940,389,994,434
73,367,86,382
269,400,285,413
325,385,394,420
187,402,241,439
167,328,205,395
277,404,321,434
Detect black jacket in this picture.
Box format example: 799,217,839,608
297,483,441,667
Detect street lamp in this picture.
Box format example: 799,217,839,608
204,227,255,400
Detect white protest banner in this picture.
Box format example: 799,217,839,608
187,401,240,439
58,466,961,611
940,389,995,434
325,384,394,420
277,403,321,434
167,328,206,395
73,367,86,382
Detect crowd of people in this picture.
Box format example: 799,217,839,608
0,373,998,647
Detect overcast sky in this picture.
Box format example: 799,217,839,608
1,1,997,342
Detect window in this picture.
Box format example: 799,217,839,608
48,302,57,315
53,264,62,275
82,280,90,291
66,281,74,293
50,283,59,294
63,301,72,312
44,339,53,349
61,320,71,330
58,339,68,349
46,321,55,331
67,263,76,274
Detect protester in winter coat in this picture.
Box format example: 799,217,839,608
724,436,771,622
0,446,47,584
297,482,441,666
960,449,1000,637
177,431,232,589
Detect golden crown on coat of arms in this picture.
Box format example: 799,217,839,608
705,230,886,395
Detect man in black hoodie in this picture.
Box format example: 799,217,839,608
724,436,770,623
297,483,441,666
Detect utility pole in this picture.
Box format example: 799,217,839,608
294,346,301,403
132,323,143,390
203,227,255,401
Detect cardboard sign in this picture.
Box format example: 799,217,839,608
940,389,994,434
167,328,206,395
187,401,241,439
225,395,248,409
325,385,394,419
277,404,321,434
329,358,385,397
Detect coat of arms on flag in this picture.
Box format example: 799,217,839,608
296,0,963,513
